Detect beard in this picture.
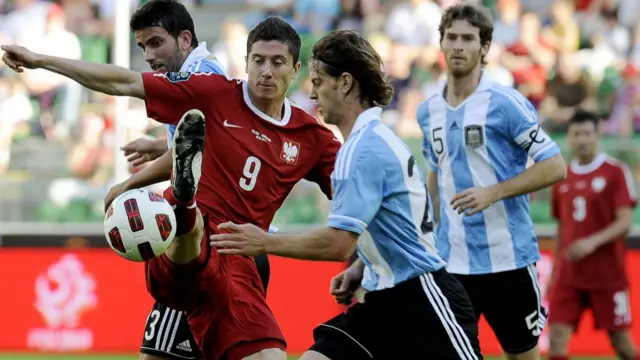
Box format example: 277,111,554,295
447,51,482,78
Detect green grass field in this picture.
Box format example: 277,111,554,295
0,355,616,360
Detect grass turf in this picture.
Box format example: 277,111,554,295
0,355,616,360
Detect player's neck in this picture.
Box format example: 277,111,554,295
339,104,368,140
575,153,597,165
445,66,482,107
248,92,286,121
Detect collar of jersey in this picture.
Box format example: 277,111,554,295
437,70,494,110
180,42,210,72
350,107,382,137
571,153,607,175
242,81,292,126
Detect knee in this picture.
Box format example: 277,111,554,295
548,325,572,354
609,330,637,360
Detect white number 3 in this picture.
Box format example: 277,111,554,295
572,196,587,222
239,156,262,191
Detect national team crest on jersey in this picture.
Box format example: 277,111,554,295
464,125,485,148
281,140,300,165
592,177,606,192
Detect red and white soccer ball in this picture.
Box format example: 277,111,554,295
104,189,177,262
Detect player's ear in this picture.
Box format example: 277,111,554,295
291,61,301,80
480,41,490,59
244,56,248,74
179,30,193,52
340,73,354,95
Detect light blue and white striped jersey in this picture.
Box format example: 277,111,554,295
165,42,228,147
328,107,446,292
417,73,560,275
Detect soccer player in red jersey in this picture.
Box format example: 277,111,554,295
1,17,339,360
548,110,639,360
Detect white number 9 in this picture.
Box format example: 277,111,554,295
239,156,262,191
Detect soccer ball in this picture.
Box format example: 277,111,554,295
104,189,177,262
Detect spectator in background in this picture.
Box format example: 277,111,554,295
501,11,554,106
332,0,365,33
540,52,598,131
599,7,631,58
384,0,441,49
211,18,248,80
604,63,640,136
542,0,580,53
492,0,520,47
0,76,32,174
484,44,514,87
293,0,340,35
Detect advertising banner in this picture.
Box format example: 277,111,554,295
0,247,637,355
0,249,343,354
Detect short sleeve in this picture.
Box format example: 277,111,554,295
502,91,560,162
416,100,438,170
613,164,638,209
328,148,383,235
142,72,228,126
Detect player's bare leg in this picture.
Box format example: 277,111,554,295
163,109,207,263
505,346,541,360
299,350,331,360
547,324,573,360
241,348,287,360
608,330,639,360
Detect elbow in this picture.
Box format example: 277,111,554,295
336,247,355,262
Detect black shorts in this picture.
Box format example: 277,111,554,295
454,264,547,354
140,254,270,359
140,301,203,359
309,269,482,360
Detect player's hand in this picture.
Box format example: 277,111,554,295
121,138,167,167
330,266,364,305
1,45,42,73
104,180,130,212
564,237,598,262
210,222,269,256
450,186,499,216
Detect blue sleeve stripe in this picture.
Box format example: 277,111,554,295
334,127,368,180
492,87,537,123
531,143,560,161
328,214,366,235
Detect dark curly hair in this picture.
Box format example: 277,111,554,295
130,0,198,48
311,29,393,107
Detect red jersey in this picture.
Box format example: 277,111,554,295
141,72,339,229
551,153,637,289
141,72,340,359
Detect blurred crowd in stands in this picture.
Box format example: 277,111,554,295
1,0,640,224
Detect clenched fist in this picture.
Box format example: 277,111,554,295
1,45,42,73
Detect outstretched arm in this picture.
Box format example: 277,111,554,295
2,45,144,98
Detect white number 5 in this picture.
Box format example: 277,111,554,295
239,156,262,191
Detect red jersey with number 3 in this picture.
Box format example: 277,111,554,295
551,153,637,289
141,72,339,229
